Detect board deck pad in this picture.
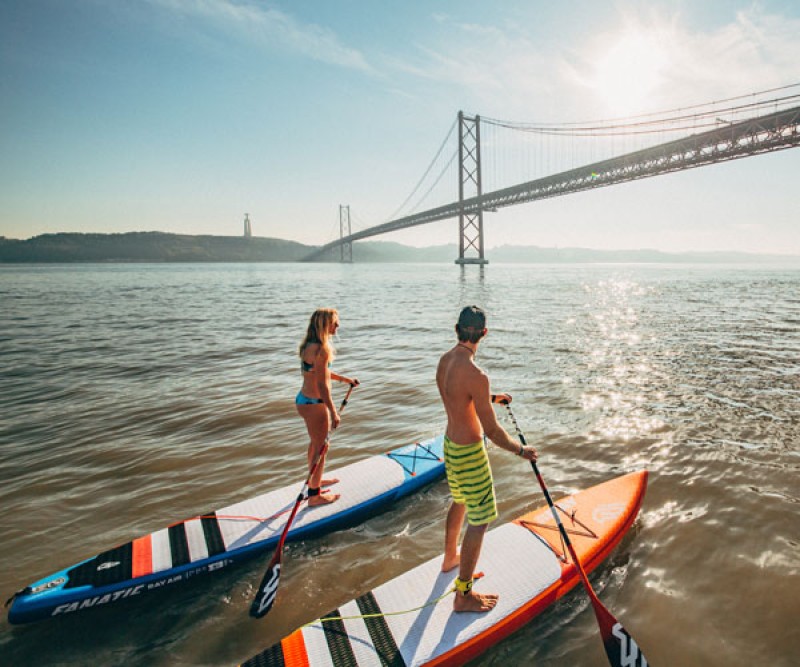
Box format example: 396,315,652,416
241,470,648,667
299,524,560,667
7,437,445,624
220,456,405,552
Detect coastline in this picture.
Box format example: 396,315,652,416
1,232,798,264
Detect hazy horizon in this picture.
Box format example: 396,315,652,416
2,229,799,261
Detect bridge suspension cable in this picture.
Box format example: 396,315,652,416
481,83,800,136
384,118,458,221
479,83,800,193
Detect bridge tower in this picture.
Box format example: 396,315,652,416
243,213,252,238
456,111,488,265
339,205,353,263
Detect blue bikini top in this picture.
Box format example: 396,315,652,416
301,358,331,372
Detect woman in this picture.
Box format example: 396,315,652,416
296,308,358,506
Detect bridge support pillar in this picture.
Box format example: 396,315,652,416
339,205,353,263
456,111,488,265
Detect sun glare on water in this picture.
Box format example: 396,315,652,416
591,29,670,116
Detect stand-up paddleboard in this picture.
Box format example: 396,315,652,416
241,470,648,667
6,436,445,625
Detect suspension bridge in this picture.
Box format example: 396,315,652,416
305,85,800,264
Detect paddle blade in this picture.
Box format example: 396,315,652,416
249,561,281,619
593,598,650,667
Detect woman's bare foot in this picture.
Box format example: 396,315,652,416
320,478,339,486
308,491,339,507
441,553,460,572
453,590,499,613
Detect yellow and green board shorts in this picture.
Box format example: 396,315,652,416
443,435,498,526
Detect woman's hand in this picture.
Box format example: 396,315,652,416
330,409,341,430
330,372,359,387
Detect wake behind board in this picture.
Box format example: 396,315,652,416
241,470,648,667
6,436,445,625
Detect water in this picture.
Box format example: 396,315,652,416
1,262,798,666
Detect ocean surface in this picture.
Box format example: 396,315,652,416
0,261,798,666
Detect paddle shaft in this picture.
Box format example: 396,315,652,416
249,382,355,618
503,403,650,667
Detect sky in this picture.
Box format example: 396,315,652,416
1,0,799,254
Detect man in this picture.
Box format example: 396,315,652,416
436,305,537,612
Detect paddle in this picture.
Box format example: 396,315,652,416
503,401,650,667
249,382,356,619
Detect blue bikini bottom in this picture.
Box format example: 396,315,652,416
295,391,324,406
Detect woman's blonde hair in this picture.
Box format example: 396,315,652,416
299,308,338,359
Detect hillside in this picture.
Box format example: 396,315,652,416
0,233,796,264
0,232,312,263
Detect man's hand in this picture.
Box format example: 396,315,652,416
491,393,512,405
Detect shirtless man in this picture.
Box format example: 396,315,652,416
436,305,537,612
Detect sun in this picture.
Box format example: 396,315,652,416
591,29,670,117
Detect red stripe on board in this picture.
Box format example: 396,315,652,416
132,535,153,579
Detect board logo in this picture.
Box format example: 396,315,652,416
593,502,625,524
612,622,648,666
31,577,66,594
52,584,145,616
97,561,121,571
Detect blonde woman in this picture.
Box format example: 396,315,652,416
296,308,359,506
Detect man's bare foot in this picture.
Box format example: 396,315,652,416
308,491,339,506
453,590,499,613
320,478,339,486
441,553,460,572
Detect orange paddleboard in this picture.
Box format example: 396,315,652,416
240,470,648,667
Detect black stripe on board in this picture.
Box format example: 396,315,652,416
64,542,134,589
356,591,406,667
201,512,226,556
240,641,285,667
168,523,190,567
323,609,358,667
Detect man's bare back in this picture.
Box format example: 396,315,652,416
436,344,487,446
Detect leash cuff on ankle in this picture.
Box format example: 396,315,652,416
454,577,473,596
